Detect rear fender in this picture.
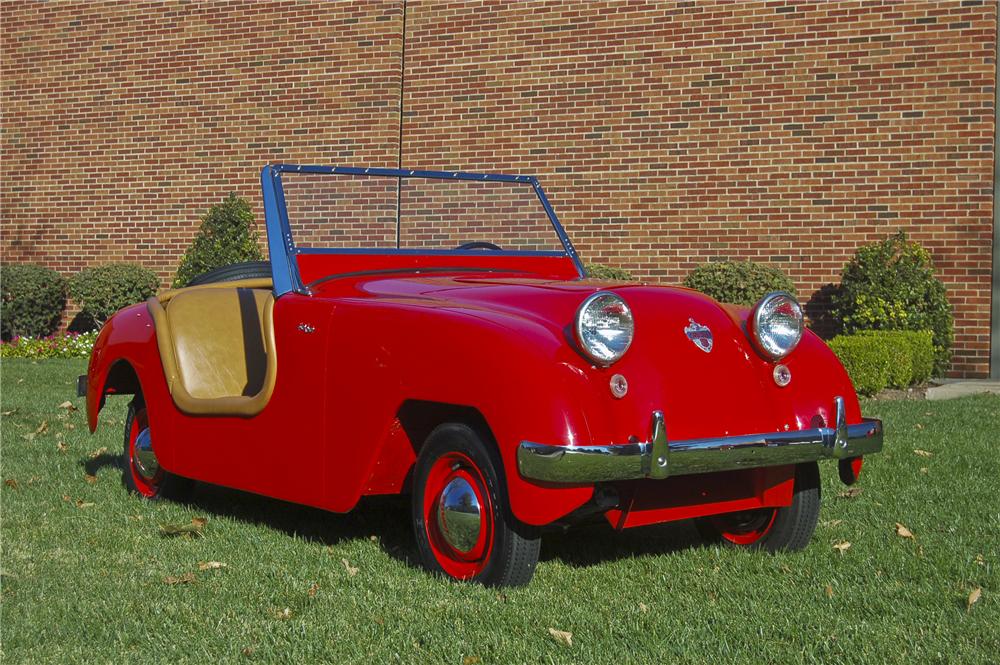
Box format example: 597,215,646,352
85,304,170,440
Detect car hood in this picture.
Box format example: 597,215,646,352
313,273,852,441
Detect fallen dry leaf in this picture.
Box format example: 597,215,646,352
88,446,108,459
160,518,206,538
163,572,196,585
895,523,915,539
967,587,982,612
58,401,77,412
275,607,292,620
976,554,985,566
242,647,255,657
463,657,481,665
2,408,17,416
825,584,834,599
198,561,226,571
548,627,573,648
4,478,19,490
920,467,929,474
75,499,95,509
638,602,648,613
914,449,933,457
914,423,924,430
832,541,852,554
821,519,843,528
307,582,320,597
34,421,49,435
84,474,97,485
342,558,358,576
838,487,863,499
57,441,68,453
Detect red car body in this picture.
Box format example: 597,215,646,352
84,165,882,585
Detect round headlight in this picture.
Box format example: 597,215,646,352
575,292,634,365
749,292,803,360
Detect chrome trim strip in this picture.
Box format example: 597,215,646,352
517,397,883,483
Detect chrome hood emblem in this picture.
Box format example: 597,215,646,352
684,318,713,353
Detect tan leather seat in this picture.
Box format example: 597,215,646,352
147,285,277,417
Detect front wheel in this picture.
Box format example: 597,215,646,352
697,462,820,552
122,400,193,501
412,423,540,587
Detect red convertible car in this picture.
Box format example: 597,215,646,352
82,164,882,586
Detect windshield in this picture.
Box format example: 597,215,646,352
261,165,583,295
279,170,565,253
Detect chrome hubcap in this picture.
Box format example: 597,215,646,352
436,477,482,553
133,427,159,480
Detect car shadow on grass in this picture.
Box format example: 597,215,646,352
539,519,706,567
81,452,419,562
82,452,711,571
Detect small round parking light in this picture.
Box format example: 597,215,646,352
773,364,792,387
610,373,629,399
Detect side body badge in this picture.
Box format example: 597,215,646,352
684,318,713,353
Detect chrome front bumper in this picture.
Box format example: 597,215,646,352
517,396,883,483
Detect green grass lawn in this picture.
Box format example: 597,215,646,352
2,359,997,664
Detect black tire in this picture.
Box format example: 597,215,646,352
122,399,194,502
186,261,271,286
412,423,540,587
696,462,821,552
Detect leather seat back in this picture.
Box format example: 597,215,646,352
167,288,270,399
147,285,277,417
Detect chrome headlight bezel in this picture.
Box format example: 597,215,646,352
574,291,634,366
748,291,803,361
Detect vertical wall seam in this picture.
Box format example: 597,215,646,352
992,14,999,378
395,0,407,247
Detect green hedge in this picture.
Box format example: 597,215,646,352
683,261,796,306
69,263,160,327
174,193,265,288
830,232,953,375
0,264,67,340
585,264,635,281
829,330,935,396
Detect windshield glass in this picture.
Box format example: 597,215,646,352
279,171,565,253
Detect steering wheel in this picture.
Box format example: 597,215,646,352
456,241,503,251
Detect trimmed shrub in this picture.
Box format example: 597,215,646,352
683,261,796,306
0,331,98,359
857,329,934,386
830,232,953,374
69,263,160,327
0,264,67,340
828,333,910,396
586,264,635,281
173,193,265,288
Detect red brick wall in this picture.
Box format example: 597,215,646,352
1,0,402,275
2,0,996,377
403,0,996,377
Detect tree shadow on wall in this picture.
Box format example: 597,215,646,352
804,283,842,340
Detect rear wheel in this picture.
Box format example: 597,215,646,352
412,423,540,586
122,400,193,501
696,462,820,552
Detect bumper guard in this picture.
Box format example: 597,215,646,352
517,396,883,483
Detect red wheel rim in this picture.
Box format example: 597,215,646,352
711,508,778,545
128,407,162,498
422,451,494,579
